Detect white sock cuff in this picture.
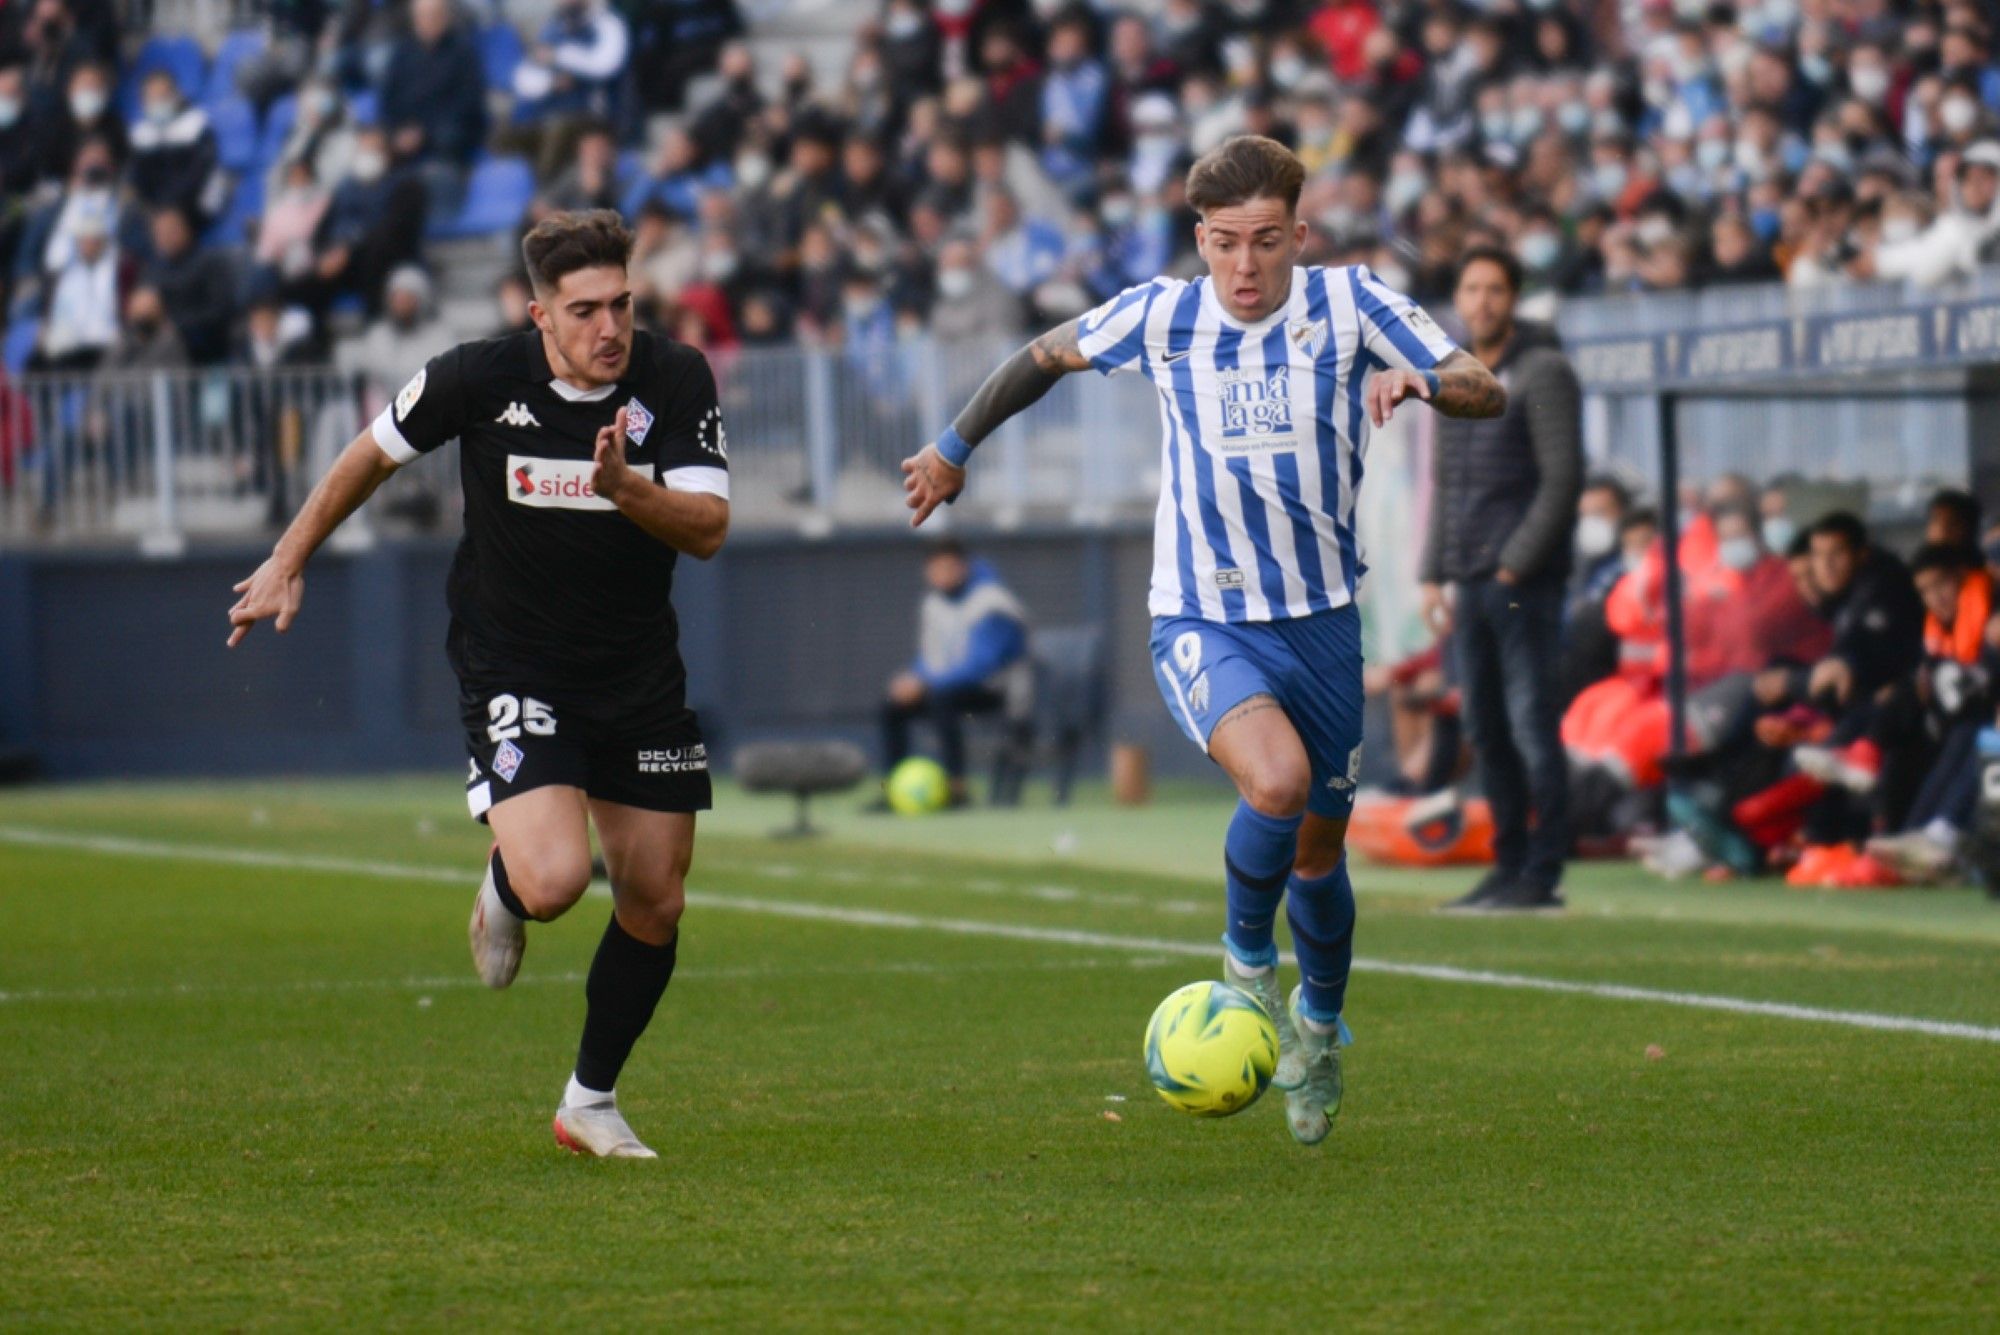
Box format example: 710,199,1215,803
565,1073,615,1108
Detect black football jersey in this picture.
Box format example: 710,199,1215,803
371,330,729,692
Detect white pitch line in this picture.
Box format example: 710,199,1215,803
5,825,1999,1045
0,956,1134,1006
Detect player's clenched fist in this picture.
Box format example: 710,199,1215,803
226,558,304,647
591,407,634,504
901,443,965,528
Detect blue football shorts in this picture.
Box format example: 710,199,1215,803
1149,604,1366,819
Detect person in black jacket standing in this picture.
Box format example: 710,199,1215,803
1421,246,1583,912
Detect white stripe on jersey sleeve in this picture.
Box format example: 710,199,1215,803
370,405,420,464
1350,265,1458,372
1076,280,1167,375
661,465,730,499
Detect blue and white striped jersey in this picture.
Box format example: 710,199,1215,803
1076,264,1458,623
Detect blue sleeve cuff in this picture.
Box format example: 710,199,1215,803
935,425,974,469
1420,369,1441,398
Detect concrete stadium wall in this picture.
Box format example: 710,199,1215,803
0,528,1239,789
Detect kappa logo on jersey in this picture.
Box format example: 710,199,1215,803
638,744,707,774
624,397,654,445
1218,365,1294,441
1289,317,1328,358
394,368,426,422
492,738,524,782
505,455,617,510
697,405,727,460
496,402,540,428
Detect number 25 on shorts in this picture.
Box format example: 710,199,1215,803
487,694,556,744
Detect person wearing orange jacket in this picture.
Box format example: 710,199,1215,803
1800,542,1993,830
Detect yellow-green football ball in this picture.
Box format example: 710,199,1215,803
1143,980,1279,1117
885,756,952,815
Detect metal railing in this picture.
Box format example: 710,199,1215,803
1,298,1982,552
0,365,462,552
0,337,1171,551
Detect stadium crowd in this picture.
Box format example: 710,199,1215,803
1375,474,2000,890
8,0,2000,368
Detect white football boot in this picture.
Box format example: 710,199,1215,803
552,1100,658,1159
1221,946,1306,1091
467,852,525,989
1284,986,1349,1147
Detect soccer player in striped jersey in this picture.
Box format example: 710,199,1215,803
901,135,1505,1146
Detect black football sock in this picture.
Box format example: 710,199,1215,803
488,847,537,922
573,914,678,1095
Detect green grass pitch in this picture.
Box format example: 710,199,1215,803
3,776,1998,1330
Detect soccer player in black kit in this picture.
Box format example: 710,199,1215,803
226,211,729,1158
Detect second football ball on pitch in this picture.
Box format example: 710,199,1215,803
1143,980,1279,1117
885,756,952,815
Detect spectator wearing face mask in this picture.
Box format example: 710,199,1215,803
1561,478,1635,705
35,59,121,186
128,70,224,228
255,160,331,284
929,234,1021,339
1758,480,1800,555
0,63,40,194
1705,502,1830,678
269,79,356,201
26,133,116,279
1862,139,2000,285
307,126,428,314
32,204,124,370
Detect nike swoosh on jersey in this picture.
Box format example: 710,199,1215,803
1159,348,1194,364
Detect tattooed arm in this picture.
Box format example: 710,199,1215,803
902,318,1092,527
1364,349,1507,428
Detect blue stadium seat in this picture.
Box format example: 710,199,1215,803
205,28,266,106
122,35,208,118
210,95,260,173
429,154,533,240
348,88,380,126
3,316,37,374
259,93,298,168
206,172,265,246
478,24,523,91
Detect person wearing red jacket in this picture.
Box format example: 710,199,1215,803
1568,504,1827,789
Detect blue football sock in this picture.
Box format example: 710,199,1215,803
1222,800,1302,970
1287,857,1357,1025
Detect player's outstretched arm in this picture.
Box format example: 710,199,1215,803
1366,350,1506,427
226,428,402,647
592,408,730,559
902,317,1092,527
